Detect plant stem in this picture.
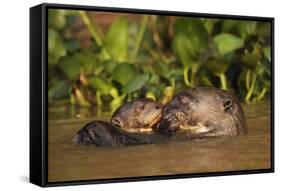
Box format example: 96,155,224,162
245,73,257,103
131,15,148,60
219,73,227,90
96,91,102,106
184,66,191,87
191,70,196,86
128,93,132,102
171,77,175,90
245,69,251,90
79,11,111,60
256,87,267,101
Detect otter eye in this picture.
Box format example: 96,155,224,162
178,95,189,104
139,104,145,110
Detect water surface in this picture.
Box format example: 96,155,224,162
48,102,271,182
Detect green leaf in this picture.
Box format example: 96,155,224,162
48,80,71,100
153,61,170,79
238,21,257,38
90,76,112,95
148,73,160,84
221,19,237,32
104,17,128,62
112,63,137,85
204,57,228,75
241,52,258,70
104,60,117,73
74,49,98,70
48,9,66,30
48,28,66,64
173,33,195,66
64,40,80,53
58,55,80,79
174,18,209,57
263,46,271,61
257,22,271,38
204,19,218,35
214,33,244,55
123,74,149,93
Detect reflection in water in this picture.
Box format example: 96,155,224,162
48,102,271,182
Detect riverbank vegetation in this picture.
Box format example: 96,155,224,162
48,9,271,112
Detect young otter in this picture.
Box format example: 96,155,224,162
111,98,163,133
156,87,247,137
73,121,155,147
73,121,168,147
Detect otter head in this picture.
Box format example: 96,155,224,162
157,87,247,137
111,98,163,133
73,121,121,146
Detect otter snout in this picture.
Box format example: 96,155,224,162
156,106,185,135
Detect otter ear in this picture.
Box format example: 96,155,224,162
223,99,233,112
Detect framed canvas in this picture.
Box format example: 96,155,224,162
30,3,274,187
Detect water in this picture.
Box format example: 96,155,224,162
48,102,271,182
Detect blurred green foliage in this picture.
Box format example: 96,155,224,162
48,9,272,111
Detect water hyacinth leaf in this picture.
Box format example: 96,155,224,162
241,52,258,70
112,63,137,85
254,63,265,76
48,29,66,64
238,21,257,38
48,80,72,100
90,76,112,95
64,40,80,53
104,17,128,62
263,47,271,61
148,73,160,84
205,57,228,75
204,19,218,35
260,77,271,89
257,22,271,38
173,33,195,66
214,33,244,55
58,55,80,79
153,61,170,79
199,75,214,87
74,49,98,70
221,19,237,32
123,74,149,93
174,18,209,55
48,9,66,30
104,60,117,73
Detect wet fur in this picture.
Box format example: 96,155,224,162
157,87,247,137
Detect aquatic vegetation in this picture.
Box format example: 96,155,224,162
48,9,272,110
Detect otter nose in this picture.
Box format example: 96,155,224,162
155,105,162,109
164,108,170,115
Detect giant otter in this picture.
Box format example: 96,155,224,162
111,98,163,133
73,120,167,147
74,99,165,147
156,87,247,137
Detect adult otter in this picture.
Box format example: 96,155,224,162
156,87,247,137
111,98,163,133
73,121,162,147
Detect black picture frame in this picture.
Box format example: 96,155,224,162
30,3,275,187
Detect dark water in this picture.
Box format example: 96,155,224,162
48,102,271,182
